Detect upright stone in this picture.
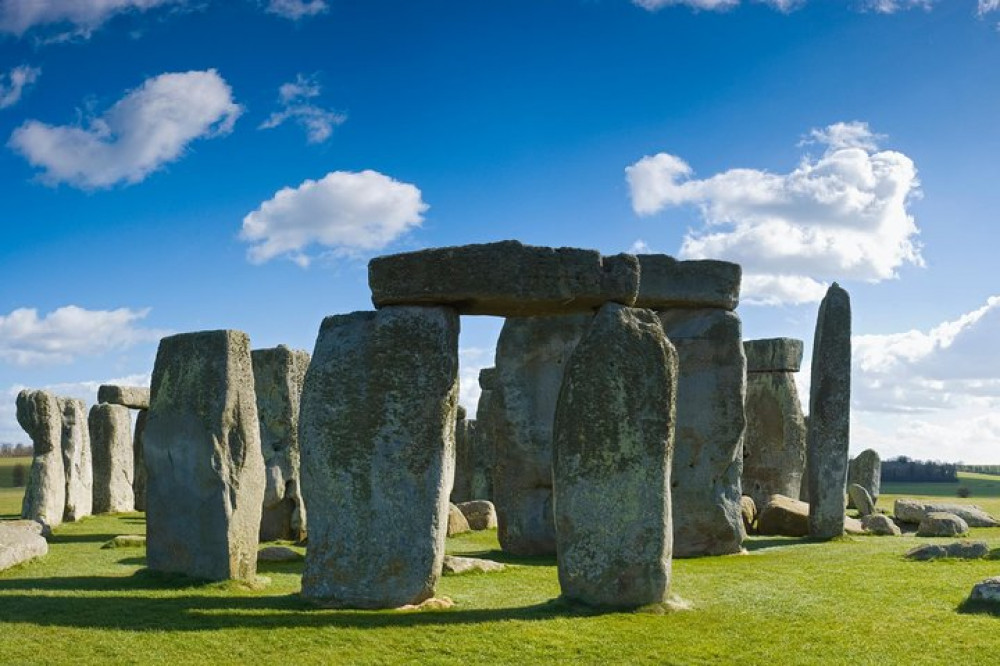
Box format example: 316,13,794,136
89,404,134,513
553,303,677,607
470,368,500,501
144,330,265,582
848,448,881,508
58,398,93,522
132,410,147,511
807,283,852,539
252,345,311,542
300,307,459,609
451,407,474,504
658,308,747,557
742,338,807,510
492,313,592,556
16,390,65,529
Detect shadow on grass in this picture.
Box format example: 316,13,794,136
451,548,555,567
48,533,130,545
743,537,829,552
956,598,1000,616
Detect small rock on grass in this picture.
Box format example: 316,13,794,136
905,540,989,561
861,514,901,536
969,577,1000,603
101,535,146,549
442,555,505,575
396,596,455,611
257,546,303,563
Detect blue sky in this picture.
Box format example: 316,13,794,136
1,0,999,462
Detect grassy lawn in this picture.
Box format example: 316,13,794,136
0,471,999,663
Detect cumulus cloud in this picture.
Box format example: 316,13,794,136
458,347,494,415
8,69,241,189
632,0,801,10
980,0,1000,13
265,0,328,20
240,169,428,266
0,65,41,109
259,74,346,144
0,0,182,38
0,306,166,365
626,121,923,305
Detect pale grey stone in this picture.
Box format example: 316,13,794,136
493,313,591,556
807,283,852,539
658,308,746,557
369,241,639,316
893,498,925,524
252,345,310,542
848,483,875,517
300,307,459,609
0,521,47,571
757,494,809,537
905,544,948,561
58,397,92,522
553,303,676,608
447,504,471,536
257,545,303,563
893,499,1000,527
89,404,134,514
844,516,866,535
144,329,265,582
633,255,741,310
907,540,988,560
861,514,900,536
916,511,969,537
442,555,505,575
97,385,150,410
456,500,497,530
847,448,881,508
16,389,65,529
744,338,804,373
132,410,147,511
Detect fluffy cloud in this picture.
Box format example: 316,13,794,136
0,306,166,365
259,74,346,144
0,0,181,38
458,347,494,415
265,0,328,20
8,69,241,189
240,170,428,266
633,0,801,10
626,121,923,305
0,65,41,109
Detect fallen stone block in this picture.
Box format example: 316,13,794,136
0,521,48,572
442,555,506,575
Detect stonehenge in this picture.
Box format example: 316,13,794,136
89,404,134,514
847,449,881,509
58,397,93,522
17,389,66,529
99,383,151,511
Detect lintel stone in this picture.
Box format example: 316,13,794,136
97,385,150,410
744,338,804,373
633,254,741,311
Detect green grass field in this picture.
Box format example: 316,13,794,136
2,466,1000,664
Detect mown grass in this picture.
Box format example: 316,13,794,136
0,472,999,663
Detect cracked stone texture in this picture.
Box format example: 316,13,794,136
469,368,500,502
89,404,134,514
58,397,92,522
300,307,459,609
144,330,265,582
450,410,474,504
744,338,803,373
17,389,65,530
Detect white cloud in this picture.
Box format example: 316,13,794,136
0,306,166,365
265,0,328,20
259,74,346,144
632,0,801,10
626,121,923,306
980,0,1000,13
240,169,428,266
861,0,934,12
628,239,652,254
8,69,241,189
459,347,494,415
0,0,182,38
0,65,41,109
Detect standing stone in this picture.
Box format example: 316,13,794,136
89,404,135,514
553,303,677,607
144,330,265,582
847,448,881,508
300,307,459,609
807,283,852,539
16,390,65,529
252,345,311,542
493,313,592,556
658,308,747,557
742,338,807,510
132,410,147,511
58,398,93,522
451,407,473,503
848,483,875,517
471,368,500,501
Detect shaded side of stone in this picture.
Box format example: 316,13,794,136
634,255,741,310
58,397,93,522
743,338,804,373
97,385,151,410
450,413,474,504
89,404,134,514
553,303,676,608
133,410,148,511
847,449,881,508
300,307,459,609
17,389,65,529
742,371,806,511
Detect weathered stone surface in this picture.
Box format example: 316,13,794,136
145,329,265,582
369,241,639,316
101,535,146,549
862,514,901,536
633,255,741,310
58,397,92,522
470,369,500,501
448,504,471,536
740,495,756,534
300,307,458,609
969,577,1000,603
0,521,48,571
252,345,311,542
916,512,969,538
257,546,303,563
848,484,876,517
553,303,676,608
132,410,147,511
658,308,746,557
17,389,65,529
807,283,851,539
744,338,804,373
742,370,807,511
450,413,474,504
457,500,498,530
847,449,881,508
493,313,591,556
442,555,506,575
97,385,150,410
907,540,989,560
893,499,1000,527
757,494,809,537
89,404,134,514
844,516,866,535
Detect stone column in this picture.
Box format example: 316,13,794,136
741,338,807,511
471,368,499,501
144,330,265,582
59,398,93,522
252,345,310,543
450,406,473,503
300,307,459,609
847,448,880,508
492,314,591,556
133,410,147,511
807,283,852,539
553,303,677,608
89,404,135,514
16,389,65,529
